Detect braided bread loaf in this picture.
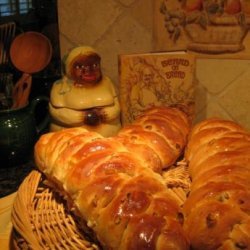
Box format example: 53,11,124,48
183,118,250,250
34,106,190,249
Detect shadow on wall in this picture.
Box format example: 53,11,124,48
193,74,208,125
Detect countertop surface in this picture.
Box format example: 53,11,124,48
0,161,35,198
0,192,17,250
0,161,35,250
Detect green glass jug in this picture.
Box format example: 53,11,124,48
0,96,49,167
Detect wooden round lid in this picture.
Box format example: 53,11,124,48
10,32,52,74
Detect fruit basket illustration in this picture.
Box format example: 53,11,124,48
160,0,250,54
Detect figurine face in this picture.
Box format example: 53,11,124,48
70,53,102,86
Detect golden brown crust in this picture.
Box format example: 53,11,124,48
115,136,162,173
117,106,190,170
118,125,178,169
183,181,250,216
34,106,190,250
34,127,91,173
120,214,189,250
184,200,250,250
183,118,250,250
141,106,190,128
189,147,250,178
191,165,250,192
184,118,246,161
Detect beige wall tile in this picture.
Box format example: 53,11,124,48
58,0,123,55
196,59,250,94
195,100,233,124
116,0,136,6
57,0,250,129
129,0,153,32
218,69,250,130
194,80,208,114
95,14,152,84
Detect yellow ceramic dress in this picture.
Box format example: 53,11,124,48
49,75,121,137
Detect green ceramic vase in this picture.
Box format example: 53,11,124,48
0,96,49,167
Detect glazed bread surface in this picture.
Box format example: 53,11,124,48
183,118,250,250
34,106,191,250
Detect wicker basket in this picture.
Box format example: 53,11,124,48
11,165,191,249
11,170,100,250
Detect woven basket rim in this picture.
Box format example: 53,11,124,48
11,164,191,249
11,170,100,250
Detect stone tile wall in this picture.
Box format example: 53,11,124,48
57,0,250,130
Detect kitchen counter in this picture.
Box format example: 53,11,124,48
0,192,16,250
0,161,35,198
0,161,35,250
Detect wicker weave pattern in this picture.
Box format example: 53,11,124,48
12,170,99,250
12,165,191,249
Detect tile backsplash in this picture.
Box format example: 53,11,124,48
57,0,250,130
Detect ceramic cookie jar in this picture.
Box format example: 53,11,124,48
49,46,121,137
